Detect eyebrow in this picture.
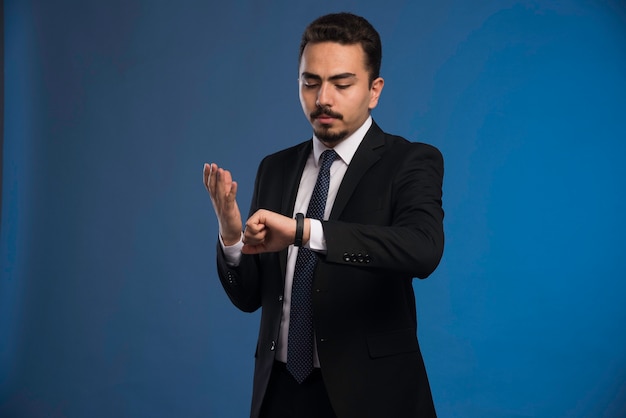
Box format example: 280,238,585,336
301,72,357,82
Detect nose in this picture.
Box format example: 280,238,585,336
316,83,333,107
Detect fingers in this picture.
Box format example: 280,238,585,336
228,180,238,203
203,162,216,194
241,243,266,255
204,162,226,194
204,162,244,242
242,211,271,254
242,224,268,254
243,212,266,243
203,163,238,202
216,168,235,200
241,210,296,254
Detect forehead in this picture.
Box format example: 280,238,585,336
299,42,368,76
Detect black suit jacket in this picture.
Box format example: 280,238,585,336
216,122,444,418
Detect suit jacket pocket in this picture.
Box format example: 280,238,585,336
367,328,419,359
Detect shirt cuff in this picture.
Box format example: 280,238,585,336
219,233,244,266
306,219,327,253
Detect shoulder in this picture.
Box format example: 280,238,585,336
258,139,311,167
369,121,443,162
378,134,443,169
389,135,442,158
367,128,444,181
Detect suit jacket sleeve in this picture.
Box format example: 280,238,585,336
215,146,301,313
215,243,262,312
323,141,444,279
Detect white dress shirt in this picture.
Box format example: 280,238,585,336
220,116,373,365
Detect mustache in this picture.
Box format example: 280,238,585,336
310,106,344,120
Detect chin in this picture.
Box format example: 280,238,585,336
314,127,349,145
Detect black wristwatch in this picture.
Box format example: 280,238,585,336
294,213,304,247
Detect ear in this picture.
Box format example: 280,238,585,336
368,77,385,110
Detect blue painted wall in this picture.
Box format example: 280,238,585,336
2,1,625,416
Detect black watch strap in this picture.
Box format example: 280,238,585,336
294,213,304,247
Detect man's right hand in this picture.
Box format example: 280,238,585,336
203,163,243,246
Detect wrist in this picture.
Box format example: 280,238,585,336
302,218,311,246
221,230,242,247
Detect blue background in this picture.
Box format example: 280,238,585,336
2,1,626,417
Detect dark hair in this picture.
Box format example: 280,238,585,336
299,12,382,84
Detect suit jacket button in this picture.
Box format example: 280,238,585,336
270,341,276,351
343,253,351,262
357,253,364,263
278,295,283,302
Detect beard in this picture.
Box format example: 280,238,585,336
314,126,349,145
311,106,347,145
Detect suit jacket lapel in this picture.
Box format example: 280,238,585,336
280,140,312,216
330,122,385,220
278,140,312,278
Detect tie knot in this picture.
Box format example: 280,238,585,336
320,149,338,171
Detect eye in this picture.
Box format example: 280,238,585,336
301,78,320,89
335,84,351,90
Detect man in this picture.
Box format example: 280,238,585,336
204,12,444,418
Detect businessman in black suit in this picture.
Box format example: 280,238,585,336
204,13,444,418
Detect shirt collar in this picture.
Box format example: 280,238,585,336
312,116,372,166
